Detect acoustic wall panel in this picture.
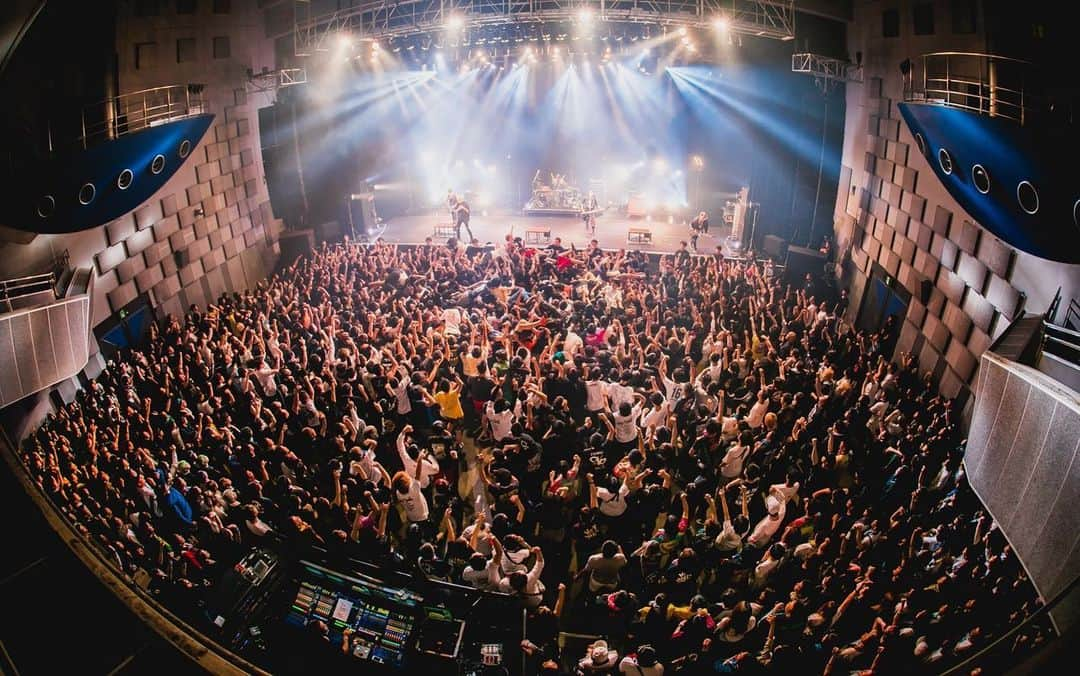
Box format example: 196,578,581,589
0,296,92,409
966,352,1080,633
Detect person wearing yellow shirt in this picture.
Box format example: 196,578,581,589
433,378,465,441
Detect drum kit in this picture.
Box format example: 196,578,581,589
529,170,583,210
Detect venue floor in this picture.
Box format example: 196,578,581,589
377,208,735,255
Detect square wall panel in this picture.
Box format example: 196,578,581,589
977,235,1015,279
952,219,981,255
931,204,953,236
956,252,989,293
963,287,993,332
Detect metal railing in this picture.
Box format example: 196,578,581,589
904,52,1031,125
78,84,208,149
0,271,57,313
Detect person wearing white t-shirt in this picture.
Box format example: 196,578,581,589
442,307,462,336
392,470,429,523
607,381,635,409
585,371,606,415
609,394,645,447
497,546,545,608
595,478,630,517
576,540,627,592
251,360,279,397
720,433,752,481
747,389,769,429
641,392,670,433
484,399,515,442
395,424,440,489
563,328,584,360
462,537,502,590
747,492,785,548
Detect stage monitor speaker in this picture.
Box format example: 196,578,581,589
762,234,787,259
784,245,827,282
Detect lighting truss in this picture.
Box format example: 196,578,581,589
246,67,309,93
291,1,795,56
791,53,863,84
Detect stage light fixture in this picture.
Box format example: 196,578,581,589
691,155,705,170
714,16,730,31
678,26,688,36
338,33,354,49
446,14,464,31
578,8,594,24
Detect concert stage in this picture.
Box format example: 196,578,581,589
378,208,732,255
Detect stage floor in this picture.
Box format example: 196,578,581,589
377,208,733,255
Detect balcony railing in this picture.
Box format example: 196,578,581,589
0,271,57,313
904,52,1031,125
78,84,208,149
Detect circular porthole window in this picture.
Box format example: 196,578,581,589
1073,198,1080,229
938,148,953,175
914,132,927,156
178,139,191,159
972,164,990,194
78,182,96,205
1017,180,1039,215
150,154,166,174
36,195,55,218
117,168,134,190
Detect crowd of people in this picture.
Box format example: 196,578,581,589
20,234,1047,674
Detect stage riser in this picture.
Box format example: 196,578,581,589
523,208,581,217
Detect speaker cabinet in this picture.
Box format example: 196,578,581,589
277,229,315,270
259,103,305,227
784,245,827,282
762,234,788,259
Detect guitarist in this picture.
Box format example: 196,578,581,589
581,191,599,234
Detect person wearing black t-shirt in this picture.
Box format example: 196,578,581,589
453,197,474,241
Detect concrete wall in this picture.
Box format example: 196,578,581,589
833,0,1080,404
3,0,282,330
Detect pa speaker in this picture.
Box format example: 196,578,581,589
259,103,305,227
277,229,315,270
762,235,787,259
784,245,827,282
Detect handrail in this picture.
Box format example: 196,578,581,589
917,51,1031,65
904,52,1032,125
0,271,57,310
78,83,208,149
1066,298,1080,332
